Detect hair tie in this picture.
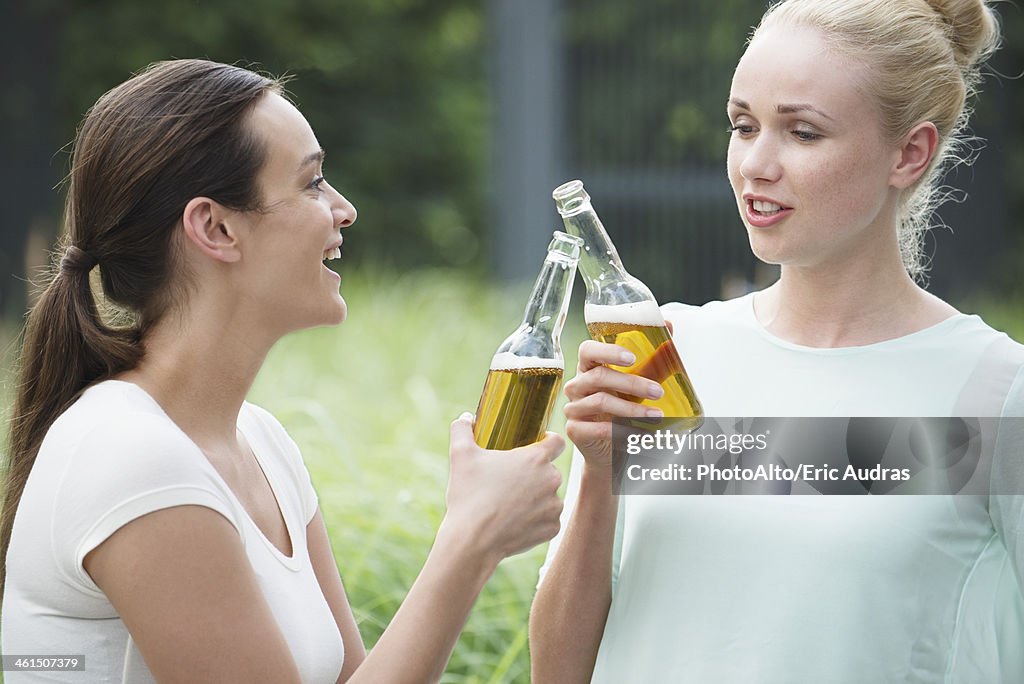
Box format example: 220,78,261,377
60,245,99,274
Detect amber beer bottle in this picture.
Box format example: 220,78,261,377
552,179,703,426
474,231,583,450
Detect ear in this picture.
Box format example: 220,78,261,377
181,197,242,263
890,121,939,190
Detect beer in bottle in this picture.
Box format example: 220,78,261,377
474,231,583,449
552,179,703,426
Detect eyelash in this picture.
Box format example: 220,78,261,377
793,130,822,142
309,175,326,192
726,124,822,142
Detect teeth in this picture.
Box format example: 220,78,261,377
752,200,783,215
322,247,342,261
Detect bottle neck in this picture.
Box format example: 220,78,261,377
558,199,629,293
521,254,576,344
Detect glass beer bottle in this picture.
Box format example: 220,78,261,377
474,231,583,450
552,179,703,426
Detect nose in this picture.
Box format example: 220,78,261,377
738,133,782,184
329,184,357,229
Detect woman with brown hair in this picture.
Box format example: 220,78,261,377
1,59,565,683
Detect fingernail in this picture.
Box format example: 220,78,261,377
620,352,636,365
459,412,474,422
647,383,664,399
646,408,664,418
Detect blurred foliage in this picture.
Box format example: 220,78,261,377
990,1,1024,301
36,0,489,271
9,0,1021,306
565,0,764,169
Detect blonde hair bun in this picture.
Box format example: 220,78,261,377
926,0,1001,70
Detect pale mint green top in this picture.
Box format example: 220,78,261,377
540,293,1024,683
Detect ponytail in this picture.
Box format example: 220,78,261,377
1,245,141,599
0,58,281,601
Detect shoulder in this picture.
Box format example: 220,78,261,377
35,382,236,546
240,401,302,458
661,294,755,341
949,314,1024,372
239,401,320,523
241,400,289,433
946,314,1024,353
239,402,312,483
976,323,1024,418
909,313,1024,417
31,383,241,592
662,293,752,323
49,381,210,486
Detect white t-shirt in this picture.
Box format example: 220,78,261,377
540,293,1024,683
2,380,344,683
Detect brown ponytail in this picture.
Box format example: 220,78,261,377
1,59,284,599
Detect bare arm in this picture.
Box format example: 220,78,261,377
310,416,565,684
530,464,618,684
529,341,664,683
85,505,303,684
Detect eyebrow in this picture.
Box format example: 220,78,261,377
728,98,834,121
298,148,325,172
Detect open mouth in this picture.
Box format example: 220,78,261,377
749,199,787,217
322,246,343,282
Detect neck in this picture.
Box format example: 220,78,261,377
753,238,956,348
115,297,275,453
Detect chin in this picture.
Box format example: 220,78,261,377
747,233,786,266
328,297,348,325
307,298,347,329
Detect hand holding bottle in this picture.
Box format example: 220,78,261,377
562,340,666,470
443,414,565,561
473,232,582,450
553,180,703,425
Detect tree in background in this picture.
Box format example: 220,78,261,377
3,0,489,319
3,0,1020,312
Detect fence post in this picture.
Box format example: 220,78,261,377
489,0,564,283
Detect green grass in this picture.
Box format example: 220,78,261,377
247,267,587,683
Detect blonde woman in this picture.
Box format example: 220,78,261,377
531,1,1023,681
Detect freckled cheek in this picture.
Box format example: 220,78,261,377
800,160,840,194
793,156,851,210
823,154,888,217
